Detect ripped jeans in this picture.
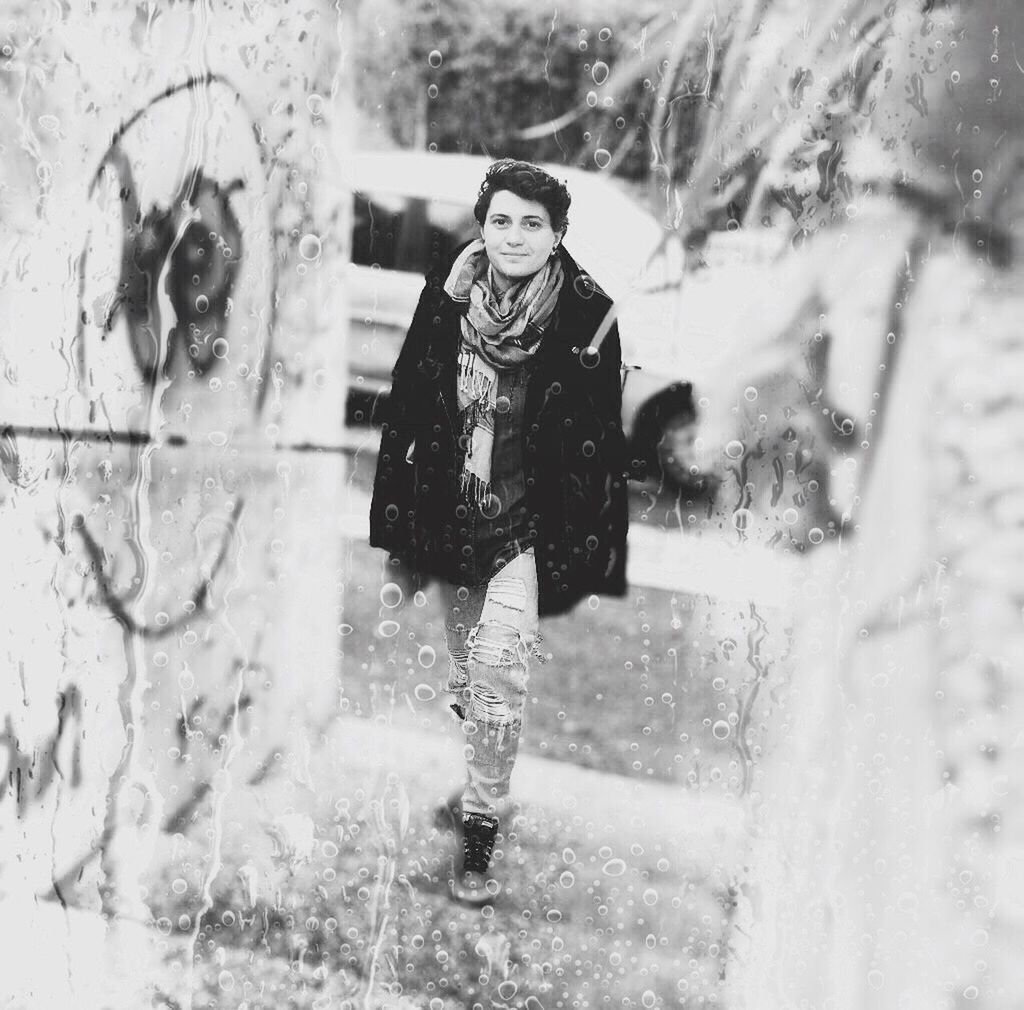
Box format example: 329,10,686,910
442,548,539,817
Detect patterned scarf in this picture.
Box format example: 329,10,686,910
443,239,564,507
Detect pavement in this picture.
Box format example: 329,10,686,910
323,711,746,857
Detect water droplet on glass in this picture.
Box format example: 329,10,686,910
725,439,744,459
641,990,656,1008
498,981,518,1000
380,582,403,608
642,887,658,905
896,891,918,913
480,493,502,519
427,49,443,68
602,857,626,877
427,83,439,99
587,594,600,610
306,93,325,116
339,623,354,636
585,90,598,108
208,430,228,447
38,113,59,132
580,346,600,368
195,294,209,314
212,337,229,359
591,61,609,85
731,508,752,532
171,877,187,895
951,70,961,83
744,385,758,401
808,527,825,545
782,507,799,526
598,26,612,41
299,233,322,260
546,908,562,922
154,651,169,668
413,683,437,704
867,969,884,990
594,148,611,170
414,590,427,607
218,971,235,991
417,645,436,669
712,720,731,740
377,619,400,638
559,870,575,887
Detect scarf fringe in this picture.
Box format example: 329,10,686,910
459,468,493,511
457,342,497,406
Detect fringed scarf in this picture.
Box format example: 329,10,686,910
443,239,564,508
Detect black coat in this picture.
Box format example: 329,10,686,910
369,245,629,617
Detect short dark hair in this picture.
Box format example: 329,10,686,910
473,159,571,234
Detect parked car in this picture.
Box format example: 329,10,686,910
340,151,717,489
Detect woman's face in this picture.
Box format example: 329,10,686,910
480,189,562,289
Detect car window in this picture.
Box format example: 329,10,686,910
351,191,476,275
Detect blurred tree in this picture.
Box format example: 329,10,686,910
522,0,896,242
354,0,662,176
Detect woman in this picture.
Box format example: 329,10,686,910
369,158,629,902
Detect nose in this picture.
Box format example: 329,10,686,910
506,223,525,246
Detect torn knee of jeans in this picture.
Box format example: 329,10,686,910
468,681,513,724
467,621,528,668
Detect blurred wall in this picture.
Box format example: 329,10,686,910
0,2,352,1002
722,3,1024,1008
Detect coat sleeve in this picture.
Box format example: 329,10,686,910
374,277,438,431
580,308,629,481
368,278,437,554
577,308,629,584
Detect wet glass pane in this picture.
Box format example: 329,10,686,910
2,1,1021,1008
